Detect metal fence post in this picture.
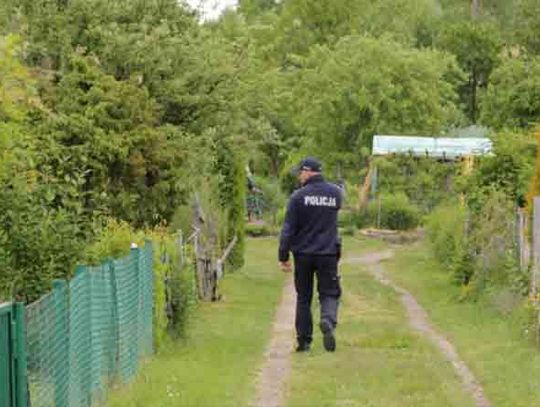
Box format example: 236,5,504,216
106,259,119,379
14,303,28,407
1,303,13,407
131,246,143,365
53,279,68,407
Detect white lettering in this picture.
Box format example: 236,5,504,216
303,195,337,207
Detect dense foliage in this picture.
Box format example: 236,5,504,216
1,0,540,338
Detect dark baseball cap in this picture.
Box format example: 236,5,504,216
294,157,323,174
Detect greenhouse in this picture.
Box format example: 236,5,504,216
372,135,493,160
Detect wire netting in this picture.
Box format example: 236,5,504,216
25,244,154,407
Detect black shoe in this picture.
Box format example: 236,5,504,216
295,342,311,352
319,319,336,352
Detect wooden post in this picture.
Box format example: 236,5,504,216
193,197,207,301
471,0,481,18
531,198,540,302
193,197,219,302
517,208,530,270
215,236,238,280
176,230,184,269
376,194,382,229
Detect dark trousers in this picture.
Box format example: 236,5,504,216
293,254,341,345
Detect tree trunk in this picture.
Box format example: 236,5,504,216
471,67,478,124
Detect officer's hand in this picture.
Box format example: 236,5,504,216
279,261,292,273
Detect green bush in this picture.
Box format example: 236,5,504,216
427,203,476,286
340,225,356,236
147,229,197,343
374,155,459,213
148,235,169,350
85,221,197,350
214,138,246,271
0,172,93,302
245,222,278,237
342,181,360,210
338,210,356,229
468,189,523,290
276,207,286,226
427,191,526,294
367,193,422,230
252,175,287,225
84,219,144,264
427,204,466,269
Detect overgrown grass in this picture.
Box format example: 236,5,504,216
284,237,474,407
108,238,285,407
385,241,540,407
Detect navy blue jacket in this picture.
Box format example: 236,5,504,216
279,175,342,262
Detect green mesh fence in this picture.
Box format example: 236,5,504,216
25,243,154,407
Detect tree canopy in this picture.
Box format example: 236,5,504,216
1,0,540,300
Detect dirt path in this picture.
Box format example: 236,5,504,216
345,251,491,407
252,275,296,407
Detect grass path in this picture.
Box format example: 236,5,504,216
252,276,295,407
385,241,540,407
284,237,476,407
109,236,538,407
348,250,490,407
108,238,285,407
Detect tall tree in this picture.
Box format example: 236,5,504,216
436,20,501,123
513,0,540,55
283,36,463,172
480,55,540,129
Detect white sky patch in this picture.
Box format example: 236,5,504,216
184,0,239,21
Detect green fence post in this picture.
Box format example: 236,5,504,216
53,279,68,407
13,303,28,407
145,242,154,356
131,246,142,366
0,303,12,407
105,259,119,380
74,265,93,407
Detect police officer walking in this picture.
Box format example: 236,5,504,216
279,157,342,352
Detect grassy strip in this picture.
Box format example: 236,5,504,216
385,241,540,407
285,237,474,407
108,238,285,407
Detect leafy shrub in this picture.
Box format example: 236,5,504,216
340,225,356,236
468,189,522,290
426,203,467,271
252,175,287,225
85,220,197,350
338,210,356,229
84,219,144,264
0,173,92,302
373,155,460,213
465,131,535,210
276,207,286,226
428,191,526,295
147,228,197,344
342,181,359,210
170,204,194,235
427,202,493,288
245,222,278,237
367,192,422,230
214,138,246,270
